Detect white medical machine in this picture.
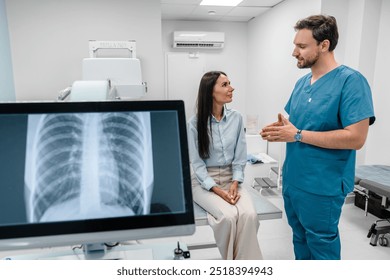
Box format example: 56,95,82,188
58,40,147,101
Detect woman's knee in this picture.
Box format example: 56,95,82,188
221,210,238,224
241,207,257,220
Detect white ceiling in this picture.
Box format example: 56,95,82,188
161,0,285,22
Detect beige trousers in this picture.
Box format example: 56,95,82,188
192,166,263,260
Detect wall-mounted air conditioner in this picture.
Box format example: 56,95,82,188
173,31,225,49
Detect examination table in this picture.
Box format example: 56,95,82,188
354,165,390,246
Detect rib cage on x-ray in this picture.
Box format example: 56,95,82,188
29,112,148,222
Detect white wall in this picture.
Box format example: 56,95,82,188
6,0,164,101
321,0,383,165
246,0,321,159
246,0,389,165
4,0,388,164
364,0,390,165
0,0,15,101
161,20,248,118
320,0,355,67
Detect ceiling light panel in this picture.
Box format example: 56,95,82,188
200,0,243,6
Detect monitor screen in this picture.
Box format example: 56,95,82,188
0,100,195,258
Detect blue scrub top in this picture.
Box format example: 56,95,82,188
283,65,375,196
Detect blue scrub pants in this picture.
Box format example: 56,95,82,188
283,183,346,260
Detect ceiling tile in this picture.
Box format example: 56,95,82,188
239,0,284,7
227,7,270,17
191,5,234,17
161,0,202,4
161,3,197,17
161,0,286,22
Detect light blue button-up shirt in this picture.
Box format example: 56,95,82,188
187,108,247,190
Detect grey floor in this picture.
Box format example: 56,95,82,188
180,188,390,260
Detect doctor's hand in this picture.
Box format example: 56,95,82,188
263,113,284,128
260,113,297,143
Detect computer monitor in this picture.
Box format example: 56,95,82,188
0,100,195,259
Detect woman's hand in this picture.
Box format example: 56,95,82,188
228,181,240,204
211,181,240,205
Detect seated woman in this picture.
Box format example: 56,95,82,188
187,71,263,260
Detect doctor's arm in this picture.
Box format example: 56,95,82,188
261,114,370,150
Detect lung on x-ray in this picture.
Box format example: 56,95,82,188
24,112,154,223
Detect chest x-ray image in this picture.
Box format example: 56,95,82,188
24,112,154,223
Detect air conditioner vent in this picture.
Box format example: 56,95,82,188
173,31,225,49
175,42,223,48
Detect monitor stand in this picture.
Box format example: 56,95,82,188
2,242,188,260
70,243,155,260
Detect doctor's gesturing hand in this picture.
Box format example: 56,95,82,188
260,113,297,143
